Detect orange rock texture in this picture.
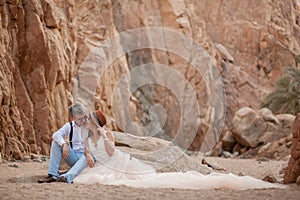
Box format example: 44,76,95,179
284,113,300,184
0,0,300,160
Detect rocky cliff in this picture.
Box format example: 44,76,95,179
0,0,300,160
284,112,300,184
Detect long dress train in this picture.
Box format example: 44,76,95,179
74,137,287,190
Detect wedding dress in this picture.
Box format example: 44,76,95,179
73,137,287,190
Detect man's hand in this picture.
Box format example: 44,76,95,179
86,155,94,168
62,143,69,159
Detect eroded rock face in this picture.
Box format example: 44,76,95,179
0,0,300,160
284,113,300,184
1,0,77,159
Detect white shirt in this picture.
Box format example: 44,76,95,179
52,121,89,152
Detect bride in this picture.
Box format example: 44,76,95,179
73,109,286,190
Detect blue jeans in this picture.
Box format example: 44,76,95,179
48,141,87,183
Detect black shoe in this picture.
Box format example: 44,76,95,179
56,176,68,183
37,175,57,183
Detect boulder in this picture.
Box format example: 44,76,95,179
113,131,170,151
232,107,294,149
221,131,237,152
225,107,296,160
232,107,266,148
114,131,212,174
258,108,279,124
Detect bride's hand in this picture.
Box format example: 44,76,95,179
86,154,94,168
97,126,107,138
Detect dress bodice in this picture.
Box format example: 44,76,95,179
88,136,111,162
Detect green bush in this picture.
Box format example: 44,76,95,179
261,66,300,115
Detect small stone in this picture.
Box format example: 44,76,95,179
222,151,232,158
8,164,19,168
232,151,239,157
30,154,40,160
296,176,300,185
286,141,292,148
41,156,47,162
257,157,269,162
262,172,277,183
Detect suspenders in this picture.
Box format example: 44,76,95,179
69,122,73,149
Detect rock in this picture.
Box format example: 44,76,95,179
115,132,212,174
240,147,249,154
216,43,235,63
222,151,232,158
202,158,226,171
297,176,300,185
238,172,244,176
232,143,243,153
284,113,300,184
258,142,271,154
262,172,278,183
232,151,239,158
113,131,170,151
41,0,61,28
221,131,237,152
8,164,19,168
257,134,292,160
30,153,40,160
232,107,266,148
286,141,292,148
1,0,300,160
258,108,279,124
41,156,47,162
276,114,295,129
257,157,269,162
209,141,223,157
231,106,294,158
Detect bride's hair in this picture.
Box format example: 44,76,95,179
88,115,102,148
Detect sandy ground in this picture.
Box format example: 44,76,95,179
0,157,299,200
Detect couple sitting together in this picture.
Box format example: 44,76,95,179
38,103,286,190
38,103,154,185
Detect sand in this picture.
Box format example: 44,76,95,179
0,157,299,200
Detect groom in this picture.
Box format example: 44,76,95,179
38,103,93,183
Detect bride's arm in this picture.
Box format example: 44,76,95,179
106,131,115,144
84,138,91,157
100,129,115,156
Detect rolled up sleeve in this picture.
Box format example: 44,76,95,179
52,122,71,146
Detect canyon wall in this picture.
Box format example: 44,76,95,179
0,0,300,159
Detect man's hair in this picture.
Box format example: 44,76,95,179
69,103,86,117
